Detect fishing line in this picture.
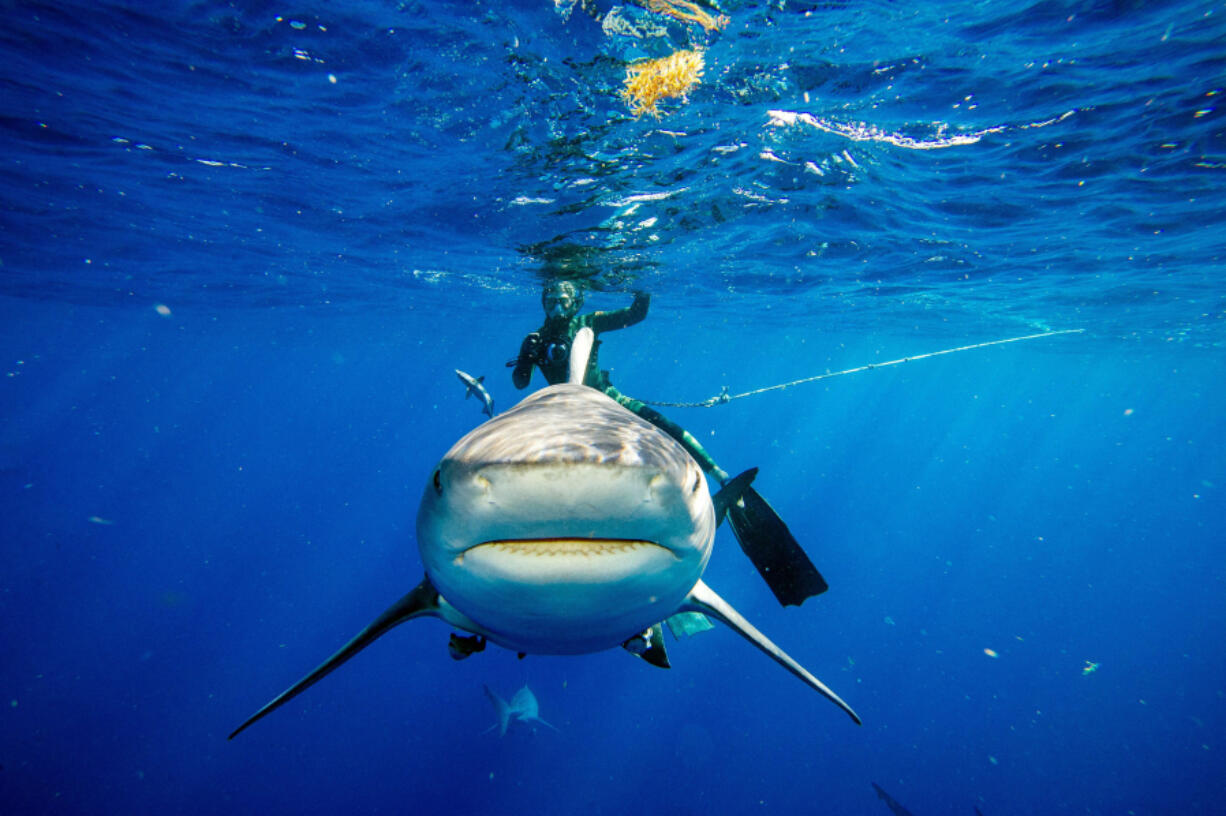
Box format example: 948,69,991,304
642,329,1084,408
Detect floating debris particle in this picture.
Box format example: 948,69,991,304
622,49,704,117
983,648,999,658
1082,660,1100,675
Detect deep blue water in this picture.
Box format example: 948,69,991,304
1,1,1224,814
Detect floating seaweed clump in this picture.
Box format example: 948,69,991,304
645,0,729,32
622,49,705,117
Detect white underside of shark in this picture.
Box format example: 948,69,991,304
230,328,859,739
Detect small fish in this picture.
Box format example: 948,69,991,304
455,369,494,418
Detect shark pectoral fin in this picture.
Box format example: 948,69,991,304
682,580,861,725
712,468,758,523
228,577,442,740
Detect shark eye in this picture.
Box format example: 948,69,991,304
432,469,443,495
689,472,701,494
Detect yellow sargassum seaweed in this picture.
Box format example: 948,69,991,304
622,49,704,117
645,0,729,33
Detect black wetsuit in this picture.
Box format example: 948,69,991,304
512,292,726,480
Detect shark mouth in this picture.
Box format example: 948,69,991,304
453,538,682,586
459,538,671,560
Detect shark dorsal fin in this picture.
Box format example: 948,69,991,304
568,327,595,385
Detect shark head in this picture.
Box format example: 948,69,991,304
418,383,715,654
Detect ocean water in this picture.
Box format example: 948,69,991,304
1,1,1223,814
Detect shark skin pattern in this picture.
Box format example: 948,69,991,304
229,329,859,740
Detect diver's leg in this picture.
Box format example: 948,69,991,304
606,387,729,484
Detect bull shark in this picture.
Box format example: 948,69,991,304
229,328,859,739
484,684,557,736
455,369,495,418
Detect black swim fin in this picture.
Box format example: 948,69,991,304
712,467,759,522
719,470,828,607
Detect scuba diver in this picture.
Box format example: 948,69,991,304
512,282,729,483
510,280,829,607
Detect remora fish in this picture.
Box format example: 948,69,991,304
230,328,859,739
455,369,495,418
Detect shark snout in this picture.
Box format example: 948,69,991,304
425,462,709,561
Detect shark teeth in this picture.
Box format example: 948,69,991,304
468,539,658,558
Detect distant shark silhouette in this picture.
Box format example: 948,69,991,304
872,782,985,815
484,684,557,736
455,369,495,418
229,328,859,739
872,783,917,816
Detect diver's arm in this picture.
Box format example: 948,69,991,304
511,332,541,389
590,291,650,333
